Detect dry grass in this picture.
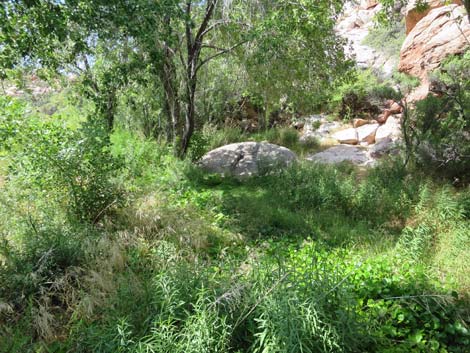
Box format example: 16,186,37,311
117,192,242,253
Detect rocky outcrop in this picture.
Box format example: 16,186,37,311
405,0,463,34
199,142,296,178
336,1,398,77
399,5,470,81
306,145,373,166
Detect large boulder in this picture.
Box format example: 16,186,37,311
399,5,470,81
405,0,463,34
199,142,296,178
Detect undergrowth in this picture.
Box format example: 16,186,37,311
0,103,469,352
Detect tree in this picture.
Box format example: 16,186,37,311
1,0,350,157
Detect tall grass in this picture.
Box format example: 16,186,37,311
1,127,468,352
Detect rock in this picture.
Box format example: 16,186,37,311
405,0,462,34
332,128,358,145
389,102,403,114
375,116,401,143
370,137,399,158
336,2,396,78
399,5,470,81
353,118,371,128
316,122,342,135
306,145,372,166
361,0,379,10
407,83,430,102
376,112,389,124
199,142,296,179
357,123,379,144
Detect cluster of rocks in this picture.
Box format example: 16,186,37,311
199,107,403,179
302,108,402,167
331,101,402,147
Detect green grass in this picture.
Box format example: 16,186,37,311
200,125,320,158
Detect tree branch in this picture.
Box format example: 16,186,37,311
194,0,219,44
196,40,248,73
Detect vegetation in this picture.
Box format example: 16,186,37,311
363,20,405,59
403,51,470,184
0,1,469,352
0,0,350,156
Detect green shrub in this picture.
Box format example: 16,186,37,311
278,127,299,148
328,70,398,120
363,20,405,58
1,97,122,223
403,51,470,183
203,125,246,151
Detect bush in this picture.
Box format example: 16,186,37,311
328,70,399,120
0,97,122,223
403,51,470,183
362,20,405,58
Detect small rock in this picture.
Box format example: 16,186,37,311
292,121,305,129
389,102,403,114
353,118,371,128
376,110,392,124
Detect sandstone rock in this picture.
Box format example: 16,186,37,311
375,116,401,143
306,145,372,166
299,121,341,143
199,142,296,179
407,83,430,102
376,110,392,124
405,0,462,34
357,123,379,144
353,118,371,128
301,116,343,143
361,0,379,10
399,5,470,81
332,128,359,145
389,102,403,114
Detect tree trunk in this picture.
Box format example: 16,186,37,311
180,76,197,157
